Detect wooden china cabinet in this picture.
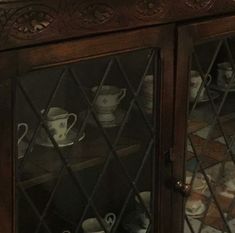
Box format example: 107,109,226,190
1,1,235,233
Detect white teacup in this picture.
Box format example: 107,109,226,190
92,86,126,122
17,123,29,159
189,70,212,101
18,123,28,145
40,107,77,143
217,62,234,87
82,213,116,233
186,172,211,194
186,198,205,215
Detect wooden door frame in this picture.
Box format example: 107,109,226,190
173,14,235,233
0,24,175,233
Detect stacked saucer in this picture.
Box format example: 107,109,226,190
186,198,206,218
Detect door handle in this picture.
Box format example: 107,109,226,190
174,180,191,197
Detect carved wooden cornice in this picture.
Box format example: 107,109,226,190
0,0,235,50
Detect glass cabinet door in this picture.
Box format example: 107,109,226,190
178,17,235,233
12,35,173,233
16,49,154,233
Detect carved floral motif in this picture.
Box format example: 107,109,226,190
185,0,216,9
136,0,164,17
13,11,54,34
4,5,56,40
74,3,114,27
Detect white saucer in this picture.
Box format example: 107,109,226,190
186,203,206,217
35,130,85,148
189,90,220,103
79,109,126,128
219,190,235,199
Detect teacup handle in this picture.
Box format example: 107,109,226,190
18,123,28,144
104,212,116,228
66,113,77,135
117,88,127,104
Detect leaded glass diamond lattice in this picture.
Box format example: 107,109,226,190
15,49,159,233
185,38,235,233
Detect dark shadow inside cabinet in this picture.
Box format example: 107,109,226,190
185,37,235,232
15,48,158,233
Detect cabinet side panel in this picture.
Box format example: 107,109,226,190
0,79,13,233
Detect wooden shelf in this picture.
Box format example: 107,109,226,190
18,137,141,189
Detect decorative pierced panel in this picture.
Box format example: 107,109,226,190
15,49,160,233
185,38,235,233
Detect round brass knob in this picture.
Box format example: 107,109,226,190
174,180,191,197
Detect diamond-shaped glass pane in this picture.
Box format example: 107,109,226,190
185,38,235,233
15,48,159,233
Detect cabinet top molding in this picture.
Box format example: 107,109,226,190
0,0,235,50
